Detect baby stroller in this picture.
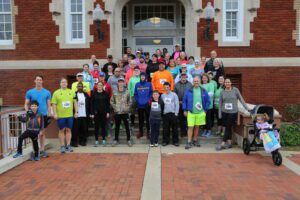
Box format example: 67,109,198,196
242,105,282,166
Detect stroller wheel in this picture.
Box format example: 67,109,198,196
243,138,250,155
272,150,282,166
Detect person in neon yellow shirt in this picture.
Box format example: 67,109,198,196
52,78,78,154
71,73,90,93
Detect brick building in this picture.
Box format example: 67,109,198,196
0,0,299,115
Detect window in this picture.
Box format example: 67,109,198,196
122,38,128,54
122,6,128,29
181,37,185,52
0,0,12,45
223,0,243,41
65,0,85,44
180,5,185,28
133,5,175,29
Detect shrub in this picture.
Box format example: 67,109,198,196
283,104,300,122
280,122,300,146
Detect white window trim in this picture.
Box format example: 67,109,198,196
180,4,185,29
0,0,18,50
214,0,260,47
293,0,300,46
122,5,129,30
222,0,244,42
132,3,177,30
65,0,86,44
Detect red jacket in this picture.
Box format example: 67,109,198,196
93,81,112,98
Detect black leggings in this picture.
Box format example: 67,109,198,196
138,108,150,134
115,114,131,141
95,113,107,141
73,117,88,144
205,109,213,130
18,130,39,157
222,112,237,142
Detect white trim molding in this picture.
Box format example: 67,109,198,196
214,0,260,47
0,0,19,50
293,0,300,46
1,58,300,69
49,0,95,49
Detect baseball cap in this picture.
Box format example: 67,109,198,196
181,63,187,68
99,72,106,77
136,50,141,54
134,66,140,70
180,73,187,77
195,59,200,64
118,77,125,82
76,72,83,77
107,55,113,59
158,61,165,65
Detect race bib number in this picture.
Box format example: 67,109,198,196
225,103,233,110
160,79,167,85
208,92,214,97
195,102,202,111
150,73,154,78
151,102,159,109
164,98,172,105
94,78,99,84
62,101,71,108
78,101,85,107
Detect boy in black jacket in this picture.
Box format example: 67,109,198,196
13,101,44,161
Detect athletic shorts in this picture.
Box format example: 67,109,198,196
43,116,51,129
57,117,74,130
187,111,206,127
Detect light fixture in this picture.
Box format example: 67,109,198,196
149,17,161,24
93,4,106,42
203,2,215,41
153,39,161,44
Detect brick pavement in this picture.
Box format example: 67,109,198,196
0,153,147,200
162,153,300,200
289,154,300,166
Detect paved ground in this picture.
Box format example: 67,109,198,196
289,154,300,166
0,153,147,200
162,153,300,200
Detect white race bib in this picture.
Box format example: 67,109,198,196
225,103,233,110
94,78,99,84
164,98,172,105
150,73,154,78
159,79,167,85
78,101,85,107
62,101,71,108
195,102,202,111
151,102,159,109
208,92,214,97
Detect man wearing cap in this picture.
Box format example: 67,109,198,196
125,60,137,84
128,66,141,127
146,54,159,81
107,67,124,93
174,73,193,137
102,55,118,74
174,63,193,84
110,77,132,147
152,62,174,94
134,72,152,139
171,44,181,60
71,73,91,93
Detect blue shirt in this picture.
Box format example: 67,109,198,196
25,88,51,116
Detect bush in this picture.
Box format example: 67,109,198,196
280,122,300,146
283,104,300,122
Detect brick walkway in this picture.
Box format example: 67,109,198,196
0,153,147,200
162,153,300,200
289,154,300,166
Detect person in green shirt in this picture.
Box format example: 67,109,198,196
52,78,78,154
128,66,141,128
201,73,215,137
214,75,225,136
71,73,90,93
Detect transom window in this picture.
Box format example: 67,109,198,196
223,0,243,41
65,0,85,44
133,5,175,29
0,0,12,45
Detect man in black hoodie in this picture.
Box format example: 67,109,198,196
146,54,159,81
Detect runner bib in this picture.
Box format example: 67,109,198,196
225,103,233,110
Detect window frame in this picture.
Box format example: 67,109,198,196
0,0,13,45
122,5,129,30
64,0,86,44
222,0,244,42
132,3,177,30
180,4,185,29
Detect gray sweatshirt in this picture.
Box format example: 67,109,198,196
161,92,179,116
174,81,193,101
107,75,124,92
219,87,249,118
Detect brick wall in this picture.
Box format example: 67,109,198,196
0,67,299,118
0,0,109,61
199,0,300,57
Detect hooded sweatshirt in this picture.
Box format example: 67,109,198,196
134,80,153,109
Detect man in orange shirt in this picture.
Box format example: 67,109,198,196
152,62,174,94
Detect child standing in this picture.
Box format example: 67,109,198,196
13,101,44,161
149,91,164,147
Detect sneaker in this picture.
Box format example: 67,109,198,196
127,140,133,147
201,130,207,137
94,140,99,147
205,130,212,137
185,142,192,150
66,145,74,152
60,146,66,154
192,140,201,147
149,144,154,147
40,151,49,158
216,145,226,151
13,152,23,158
34,155,40,161
112,140,119,147
102,140,106,146
154,143,159,147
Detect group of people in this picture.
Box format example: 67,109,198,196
13,44,251,160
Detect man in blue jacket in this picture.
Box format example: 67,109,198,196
134,72,153,139
183,76,210,149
